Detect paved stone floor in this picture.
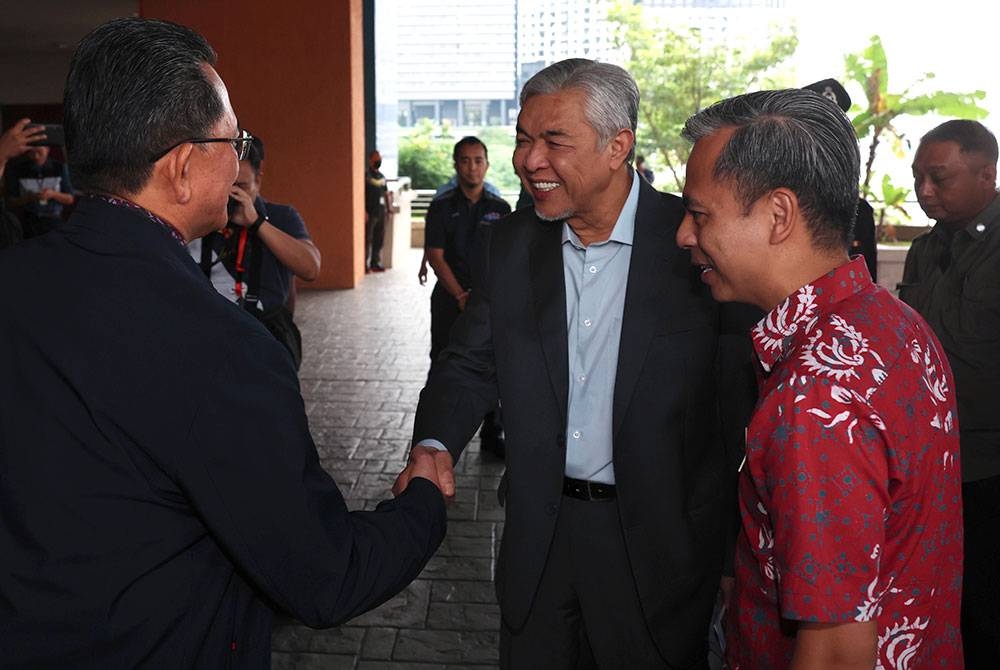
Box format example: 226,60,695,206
271,249,503,669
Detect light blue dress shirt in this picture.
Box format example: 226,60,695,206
418,172,641,487
562,172,639,484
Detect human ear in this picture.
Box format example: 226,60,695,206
767,188,797,245
979,161,997,189
607,129,635,169
159,143,195,205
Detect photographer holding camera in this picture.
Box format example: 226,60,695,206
196,132,321,368
4,121,74,239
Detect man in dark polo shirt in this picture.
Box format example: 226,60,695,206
194,133,321,369
5,143,75,238
900,118,1000,667
424,136,511,456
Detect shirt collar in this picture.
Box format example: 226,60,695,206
752,256,873,373
930,192,1000,243
86,193,187,246
965,192,1000,240
562,170,639,249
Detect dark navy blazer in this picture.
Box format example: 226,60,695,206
0,197,445,668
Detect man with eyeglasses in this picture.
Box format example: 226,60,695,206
0,17,447,667
192,133,321,369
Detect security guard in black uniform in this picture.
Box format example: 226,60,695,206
424,136,511,456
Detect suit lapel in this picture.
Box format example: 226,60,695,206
613,181,674,439
529,219,569,425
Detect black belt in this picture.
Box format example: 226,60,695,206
563,476,616,501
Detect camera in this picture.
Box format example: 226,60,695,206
26,124,65,147
227,196,240,218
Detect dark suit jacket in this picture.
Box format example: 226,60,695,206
0,197,445,668
413,177,745,665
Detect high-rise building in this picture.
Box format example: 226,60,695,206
395,0,518,127
390,0,788,129
516,0,619,93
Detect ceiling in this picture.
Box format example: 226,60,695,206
0,0,138,57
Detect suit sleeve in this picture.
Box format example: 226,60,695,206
716,301,763,576
412,218,502,460
176,329,446,628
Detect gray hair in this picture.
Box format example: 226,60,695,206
520,58,639,162
682,89,860,252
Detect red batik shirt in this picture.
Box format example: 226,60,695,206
727,257,964,669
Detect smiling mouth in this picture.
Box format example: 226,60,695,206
532,181,560,192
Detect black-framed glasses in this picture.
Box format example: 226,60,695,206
149,129,254,163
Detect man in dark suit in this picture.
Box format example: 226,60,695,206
0,18,446,667
394,58,745,668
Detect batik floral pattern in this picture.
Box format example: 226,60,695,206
726,258,964,669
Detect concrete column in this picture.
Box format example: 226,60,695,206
141,0,366,288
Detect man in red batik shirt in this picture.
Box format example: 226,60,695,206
677,89,964,668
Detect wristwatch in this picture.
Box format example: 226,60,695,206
248,212,267,234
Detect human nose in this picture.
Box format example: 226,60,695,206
676,211,697,250
914,176,933,199
517,142,548,174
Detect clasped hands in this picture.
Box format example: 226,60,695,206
392,445,455,501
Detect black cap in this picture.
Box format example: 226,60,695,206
802,78,851,113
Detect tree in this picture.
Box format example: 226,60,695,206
843,34,987,231
607,2,798,192
398,119,455,189
398,121,521,193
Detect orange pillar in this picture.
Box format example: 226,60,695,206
140,0,366,288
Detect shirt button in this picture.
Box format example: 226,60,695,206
588,265,598,274
572,430,581,439
578,374,586,383
545,502,558,515
976,223,986,233
583,318,592,327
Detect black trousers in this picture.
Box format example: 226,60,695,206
500,496,672,669
962,473,1000,667
366,207,385,267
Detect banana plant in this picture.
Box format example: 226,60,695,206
844,35,987,228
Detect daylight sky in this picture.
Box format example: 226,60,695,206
788,0,993,219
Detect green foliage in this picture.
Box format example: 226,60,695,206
475,127,521,192
607,2,798,192
398,121,521,192
398,119,455,189
843,35,987,226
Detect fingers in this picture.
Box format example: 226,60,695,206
227,187,256,225
395,446,454,500
433,449,455,500
391,467,412,497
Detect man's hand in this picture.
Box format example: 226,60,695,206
456,290,469,311
228,184,258,226
0,118,45,164
790,620,877,670
718,575,735,612
418,256,428,285
393,445,455,500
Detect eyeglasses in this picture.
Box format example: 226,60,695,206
149,129,254,163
